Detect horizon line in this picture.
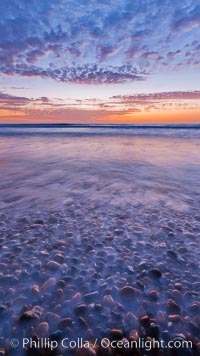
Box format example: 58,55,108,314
0,123,200,129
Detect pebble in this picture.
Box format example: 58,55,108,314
167,250,178,259
157,310,165,325
54,254,64,264
0,305,8,316
166,299,181,314
103,295,115,307
147,322,160,339
56,288,64,300
110,328,123,339
41,277,56,293
119,286,141,300
188,321,200,336
169,315,182,323
17,216,30,224
170,289,183,303
58,318,73,329
48,215,58,224
139,314,153,327
20,305,44,321
34,219,44,225
147,289,159,301
49,330,63,341
38,321,49,335
46,261,61,271
124,312,138,328
44,312,61,324
83,291,99,303
188,303,199,314
74,304,88,316
148,268,162,278
31,284,40,296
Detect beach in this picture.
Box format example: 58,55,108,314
0,126,199,355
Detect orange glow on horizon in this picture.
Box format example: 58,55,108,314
0,108,199,124
101,110,200,124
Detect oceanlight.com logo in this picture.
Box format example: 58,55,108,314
9,336,193,352
100,337,193,351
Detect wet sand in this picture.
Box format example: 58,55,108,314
0,127,199,355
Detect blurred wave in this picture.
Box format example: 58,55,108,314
0,126,200,214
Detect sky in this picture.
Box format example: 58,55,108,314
0,0,200,124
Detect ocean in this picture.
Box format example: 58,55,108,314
0,125,200,213
0,125,199,354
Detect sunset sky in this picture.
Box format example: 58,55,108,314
0,0,200,124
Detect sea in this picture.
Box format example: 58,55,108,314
0,124,200,214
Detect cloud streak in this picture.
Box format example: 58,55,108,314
112,91,200,103
0,90,199,120
1,64,146,84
